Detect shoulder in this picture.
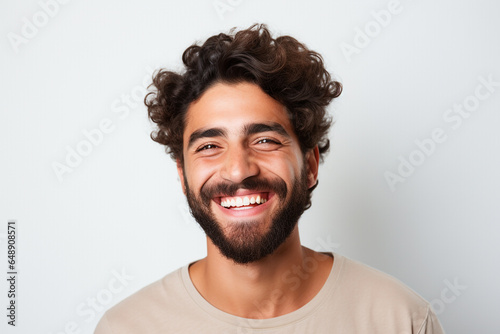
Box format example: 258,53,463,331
328,254,444,333
339,255,427,305
94,266,188,334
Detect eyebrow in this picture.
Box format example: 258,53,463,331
188,128,227,149
244,122,290,138
187,122,291,149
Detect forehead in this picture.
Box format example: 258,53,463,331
183,82,294,140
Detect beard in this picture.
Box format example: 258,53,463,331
184,167,310,264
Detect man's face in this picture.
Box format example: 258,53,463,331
178,82,318,264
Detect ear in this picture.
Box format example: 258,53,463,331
176,159,187,195
305,146,320,189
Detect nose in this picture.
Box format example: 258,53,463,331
219,144,259,184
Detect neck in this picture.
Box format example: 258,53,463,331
188,226,333,319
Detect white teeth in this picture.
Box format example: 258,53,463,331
220,195,267,208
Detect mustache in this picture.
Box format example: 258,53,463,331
200,177,287,205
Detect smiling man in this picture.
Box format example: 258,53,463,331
95,24,444,333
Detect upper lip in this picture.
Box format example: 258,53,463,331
212,189,270,197
225,189,268,197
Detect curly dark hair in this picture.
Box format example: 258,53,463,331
145,24,342,164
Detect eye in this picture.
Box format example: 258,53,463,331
196,144,219,152
257,138,281,145
253,138,282,151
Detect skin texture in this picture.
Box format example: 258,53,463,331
177,82,333,319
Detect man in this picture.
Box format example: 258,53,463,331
95,24,444,333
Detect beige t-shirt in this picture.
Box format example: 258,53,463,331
95,253,444,333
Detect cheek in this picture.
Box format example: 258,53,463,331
185,159,219,192
260,155,301,185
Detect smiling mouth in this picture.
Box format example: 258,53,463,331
216,192,269,210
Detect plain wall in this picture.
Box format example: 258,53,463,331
1,0,499,333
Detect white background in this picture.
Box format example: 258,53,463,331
1,0,499,333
